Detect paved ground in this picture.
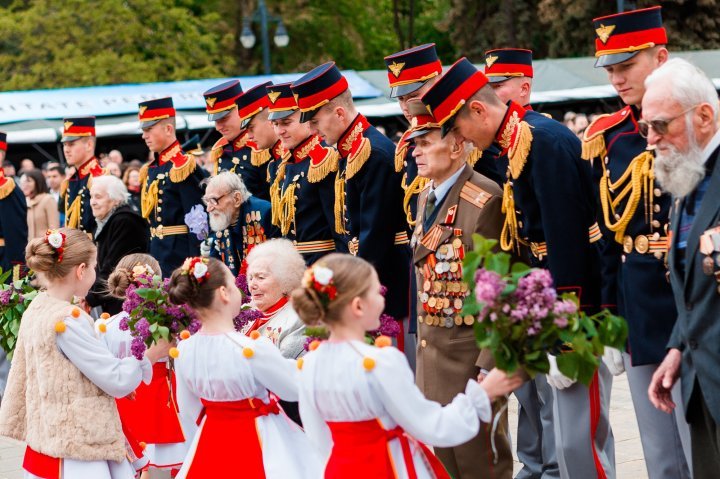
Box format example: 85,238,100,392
0,374,649,479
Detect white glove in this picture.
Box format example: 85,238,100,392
200,238,214,257
546,354,576,390
602,346,625,376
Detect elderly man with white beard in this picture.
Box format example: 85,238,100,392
203,171,279,276
644,58,720,479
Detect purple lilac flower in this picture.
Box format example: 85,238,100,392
17,294,24,303
134,318,151,340
514,269,556,322
553,317,569,328
368,313,401,338
0,289,12,306
185,204,209,241
553,299,578,316
119,317,129,331
188,318,202,334
130,336,146,360
380,285,388,297
233,308,263,332
122,285,142,314
235,274,251,304
474,269,506,311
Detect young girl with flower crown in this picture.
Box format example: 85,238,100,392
99,253,197,477
167,257,321,479
293,254,525,478
0,229,170,479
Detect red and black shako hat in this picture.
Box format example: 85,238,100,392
420,57,489,138
237,81,273,129
0,132,7,152
406,99,439,140
593,6,667,68
203,80,243,121
266,82,298,121
138,97,176,129
484,48,533,83
61,116,96,143
384,43,442,98
290,62,349,123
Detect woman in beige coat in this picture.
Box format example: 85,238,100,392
20,168,59,239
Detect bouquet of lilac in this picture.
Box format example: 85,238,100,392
233,273,262,332
184,204,209,241
463,235,627,386
121,272,201,360
0,269,38,359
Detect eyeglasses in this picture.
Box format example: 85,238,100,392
201,192,231,207
638,105,698,138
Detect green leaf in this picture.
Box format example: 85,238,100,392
149,323,158,333
158,326,170,341
485,252,510,276
555,352,580,380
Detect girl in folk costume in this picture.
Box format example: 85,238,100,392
293,254,524,479
99,254,197,476
0,229,170,479
167,257,321,479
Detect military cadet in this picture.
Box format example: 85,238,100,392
291,63,413,353
237,81,289,227
483,47,560,479
204,171,278,276
264,82,341,265
138,97,207,275
405,99,513,478
204,80,271,201
422,58,613,479
60,117,106,235
0,133,26,398
383,44,442,229
583,7,691,478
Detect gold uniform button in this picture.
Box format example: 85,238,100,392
420,339,427,348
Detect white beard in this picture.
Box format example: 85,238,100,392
209,210,232,232
654,131,706,199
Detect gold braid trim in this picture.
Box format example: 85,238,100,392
403,174,429,227
269,160,288,226
599,150,654,243
141,179,159,220
169,157,196,183
65,194,82,229
138,164,149,187
251,148,271,167
394,141,408,173
508,121,532,180
581,135,606,161
0,178,15,200
278,181,297,236
308,149,339,184
210,146,224,176
334,170,348,235
344,138,371,180
467,148,482,168
500,180,520,252
59,179,69,199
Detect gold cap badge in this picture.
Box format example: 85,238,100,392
595,24,616,44
388,61,405,78
485,55,499,68
63,121,73,131
268,91,281,104
138,106,147,116
205,97,217,108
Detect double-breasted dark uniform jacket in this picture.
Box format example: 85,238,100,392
667,145,720,424
211,195,279,276
498,102,602,311
278,135,341,265
140,141,207,275
413,163,511,478
336,114,412,320
87,204,149,314
210,130,271,201
61,156,106,236
583,106,675,365
0,176,27,276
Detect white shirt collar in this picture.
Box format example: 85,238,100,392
701,128,720,165
429,164,466,204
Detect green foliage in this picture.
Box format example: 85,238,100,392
0,270,39,359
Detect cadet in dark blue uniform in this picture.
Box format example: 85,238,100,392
583,7,691,478
291,63,412,351
237,81,289,227
266,82,340,265
204,171,278,276
204,80,271,201
138,97,207,275
0,133,27,277
422,58,613,478
60,117,106,236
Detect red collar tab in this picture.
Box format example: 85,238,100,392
494,101,528,155
77,157,103,179
583,106,633,141
158,141,185,167
232,130,249,151
337,114,370,158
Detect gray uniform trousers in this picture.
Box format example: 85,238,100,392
515,374,560,479
622,352,691,479
553,363,615,479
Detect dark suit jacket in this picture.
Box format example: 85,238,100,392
87,204,150,314
667,145,720,423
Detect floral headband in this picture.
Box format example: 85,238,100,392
131,263,155,281
45,229,67,263
302,265,337,307
181,257,210,284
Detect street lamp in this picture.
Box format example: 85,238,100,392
239,0,289,74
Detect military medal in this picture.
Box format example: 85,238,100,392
703,256,715,276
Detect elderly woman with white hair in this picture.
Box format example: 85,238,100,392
86,174,149,314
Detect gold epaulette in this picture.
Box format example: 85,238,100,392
402,174,429,227
0,178,15,200
467,148,482,168
344,137,371,181
581,107,632,161
508,121,533,179
460,181,493,209
308,148,339,183
169,155,197,183
59,179,69,199
251,148,271,167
